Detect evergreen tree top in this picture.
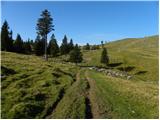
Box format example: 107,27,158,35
62,35,68,44
36,9,54,35
2,20,9,30
75,44,78,48
51,34,56,40
16,34,22,41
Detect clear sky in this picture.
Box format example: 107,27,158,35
1,1,159,45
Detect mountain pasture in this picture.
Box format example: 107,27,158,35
1,35,159,119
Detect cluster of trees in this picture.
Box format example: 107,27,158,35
83,42,109,65
60,35,74,55
35,9,82,63
34,34,75,57
1,21,32,54
83,43,100,50
69,44,83,64
1,9,110,65
1,9,83,64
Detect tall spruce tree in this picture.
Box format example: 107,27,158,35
60,35,69,55
14,34,24,53
1,20,13,51
100,48,109,65
36,9,54,60
48,34,59,57
69,44,83,64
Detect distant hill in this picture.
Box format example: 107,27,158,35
83,35,159,83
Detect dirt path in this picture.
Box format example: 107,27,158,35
84,70,101,119
45,69,103,119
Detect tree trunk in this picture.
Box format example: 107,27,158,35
44,34,48,61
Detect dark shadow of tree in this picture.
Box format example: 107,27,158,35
117,66,135,72
108,62,123,67
134,71,147,75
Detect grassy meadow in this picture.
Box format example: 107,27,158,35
1,35,159,119
83,35,159,83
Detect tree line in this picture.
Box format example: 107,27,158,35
1,9,109,65
1,21,33,54
1,21,77,56
83,43,100,50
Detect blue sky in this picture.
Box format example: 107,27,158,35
1,1,158,45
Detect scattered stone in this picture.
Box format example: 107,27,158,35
107,72,111,76
127,76,132,80
88,66,133,80
131,110,135,114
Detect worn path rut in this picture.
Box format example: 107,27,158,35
84,70,101,119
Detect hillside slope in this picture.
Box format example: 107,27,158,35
83,35,159,83
1,52,82,118
1,35,159,119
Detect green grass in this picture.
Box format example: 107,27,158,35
82,35,159,83
1,35,159,119
1,52,78,119
87,70,158,118
50,69,89,119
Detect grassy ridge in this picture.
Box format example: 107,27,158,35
82,35,159,83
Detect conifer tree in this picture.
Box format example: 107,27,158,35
1,20,13,51
24,39,32,54
34,34,44,56
14,34,24,53
100,48,109,65
36,9,54,60
85,43,90,50
48,34,59,57
60,35,69,55
68,39,74,51
69,44,83,64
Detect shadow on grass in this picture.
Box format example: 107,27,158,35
117,66,135,72
42,88,65,118
108,62,123,67
135,71,147,75
1,66,16,75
